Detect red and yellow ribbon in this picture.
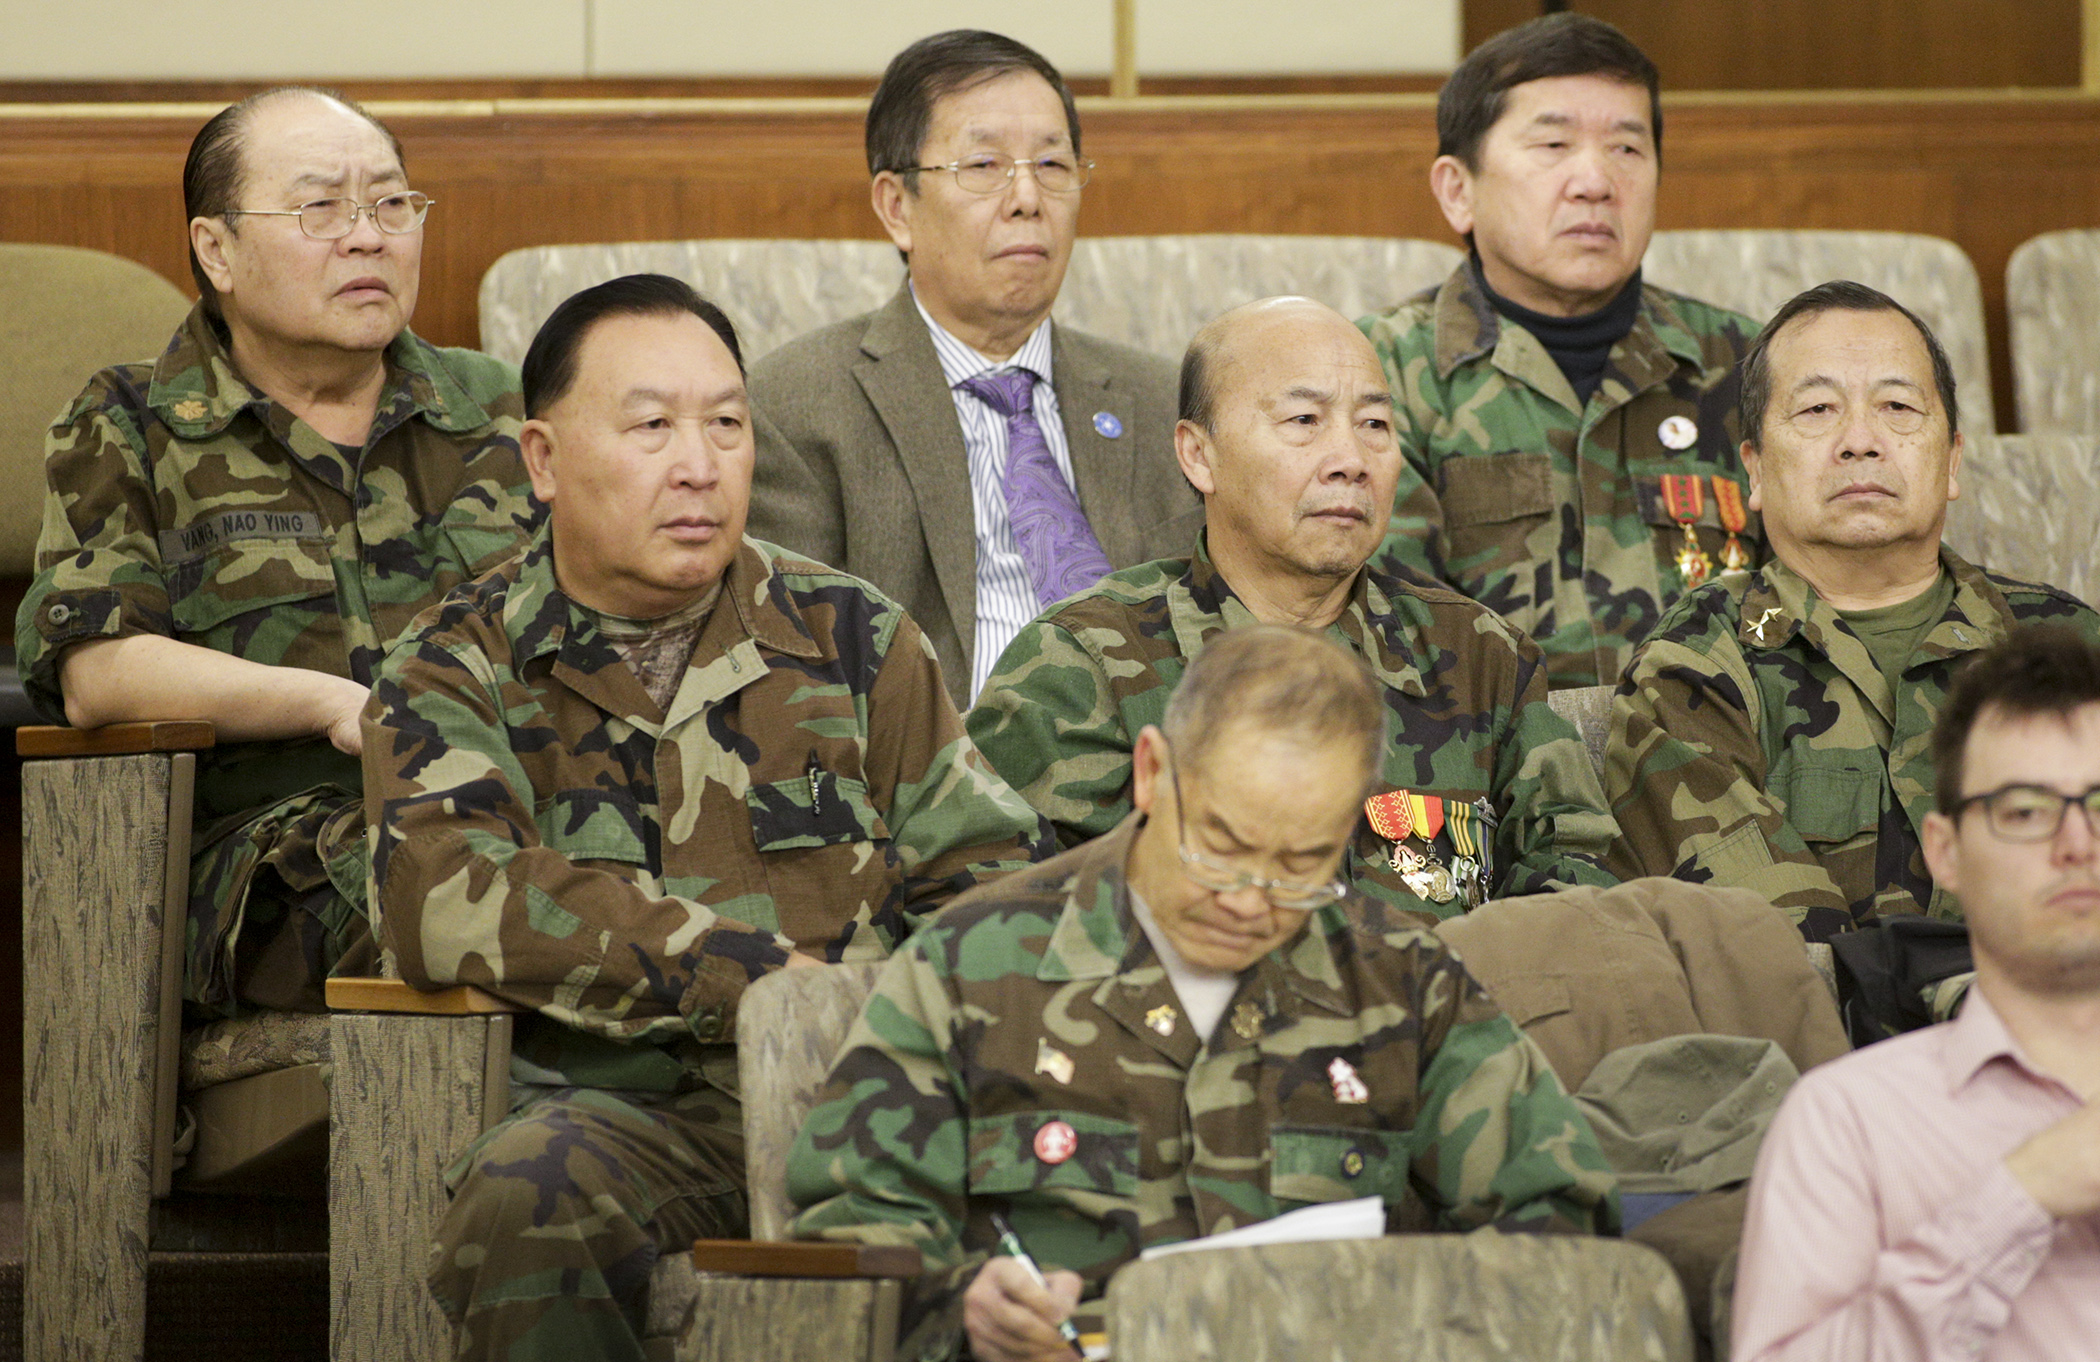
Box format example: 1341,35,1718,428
1661,473,1713,588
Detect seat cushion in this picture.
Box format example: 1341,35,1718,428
181,1011,332,1090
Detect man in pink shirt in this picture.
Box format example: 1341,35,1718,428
1733,624,2100,1360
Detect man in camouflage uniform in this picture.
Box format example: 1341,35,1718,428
969,297,1617,923
1606,281,2100,942
792,625,1618,1362
1357,14,1760,688
14,87,535,1014
362,274,1051,1362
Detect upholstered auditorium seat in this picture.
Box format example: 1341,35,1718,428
0,244,190,727
2007,228,2100,433
1643,229,1995,434
476,235,1463,367
1944,432,2100,610
1055,234,1462,359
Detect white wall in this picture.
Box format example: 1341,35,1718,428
3,0,1460,81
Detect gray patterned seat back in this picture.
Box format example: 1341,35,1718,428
477,235,1464,371
478,240,905,367
1057,234,1464,359
1105,1233,1693,1361
1944,433,2100,610
1643,229,1995,434
2007,229,2100,433
1546,684,1613,781
737,961,889,1241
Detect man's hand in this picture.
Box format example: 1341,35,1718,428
315,675,373,756
2005,1098,2100,1220
963,1257,1082,1362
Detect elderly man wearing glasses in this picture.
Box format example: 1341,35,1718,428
748,29,1200,710
791,624,1618,1362
967,297,1619,925
15,86,536,1015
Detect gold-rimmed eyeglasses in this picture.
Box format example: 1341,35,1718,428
222,191,434,240
1163,746,1347,911
903,154,1093,195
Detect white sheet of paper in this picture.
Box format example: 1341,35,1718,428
1136,1196,1386,1262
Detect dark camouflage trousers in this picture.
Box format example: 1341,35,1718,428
186,788,374,1016
432,1082,748,1362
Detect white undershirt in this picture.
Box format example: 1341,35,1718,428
1129,886,1241,1043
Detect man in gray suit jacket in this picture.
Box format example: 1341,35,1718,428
748,29,1201,708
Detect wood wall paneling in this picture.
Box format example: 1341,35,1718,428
1463,1,2083,91
4,94,2100,430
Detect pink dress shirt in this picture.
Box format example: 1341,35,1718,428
1733,989,2099,1360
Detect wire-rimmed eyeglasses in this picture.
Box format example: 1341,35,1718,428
222,191,434,240
902,154,1094,195
1163,745,1347,911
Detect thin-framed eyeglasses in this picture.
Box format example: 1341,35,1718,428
902,154,1094,195
222,191,434,240
1163,745,1347,911
1951,783,2100,842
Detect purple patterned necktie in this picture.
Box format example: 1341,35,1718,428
959,369,1115,607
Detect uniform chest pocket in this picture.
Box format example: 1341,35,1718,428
968,1110,1141,1199
1270,1124,1413,1210
747,773,891,851
1774,751,1884,846
538,787,654,868
168,538,336,635
1439,452,1555,528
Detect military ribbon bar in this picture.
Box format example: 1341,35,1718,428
1660,473,1713,588
1712,476,1753,572
1364,790,1414,843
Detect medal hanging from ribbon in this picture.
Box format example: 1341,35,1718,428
1400,793,1455,904
1660,473,1713,588
1448,800,1483,908
1712,476,1752,573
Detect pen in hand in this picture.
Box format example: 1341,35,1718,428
990,1212,1085,1358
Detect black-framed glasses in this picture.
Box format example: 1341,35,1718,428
1951,784,2100,842
223,191,434,240
1163,745,1347,911
903,154,1093,195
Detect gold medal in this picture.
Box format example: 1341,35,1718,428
1661,474,1713,588
1713,476,1753,573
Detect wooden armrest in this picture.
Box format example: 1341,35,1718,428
325,977,524,1015
689,1241,921,1280
16,720,216,757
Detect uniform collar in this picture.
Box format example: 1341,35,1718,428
1035,811,1356,1020
1734,545,2013,660
145,300,491,443
1170,538,1430,701
507,527,825,673
1431,261,1707,411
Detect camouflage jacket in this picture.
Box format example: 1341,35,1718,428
788,816,1618,1360
16,302,536,823
363,528,1051,1091
966,538,1618,921
1604,548,2100,941
1357,263,1760,689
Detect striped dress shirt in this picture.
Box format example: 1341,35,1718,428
912,290,1080,703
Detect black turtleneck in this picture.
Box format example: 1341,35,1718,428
1473,253,1643,411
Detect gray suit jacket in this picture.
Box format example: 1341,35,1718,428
747,284,1203,707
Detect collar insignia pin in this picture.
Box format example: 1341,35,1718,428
1034,1038,1075,1086
171,399,207,422
1092,411,1123,439
1230,1001,1263,1041
1748,606,1783,644
1328,1056,1370,1104
1144,1004,1176,1037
